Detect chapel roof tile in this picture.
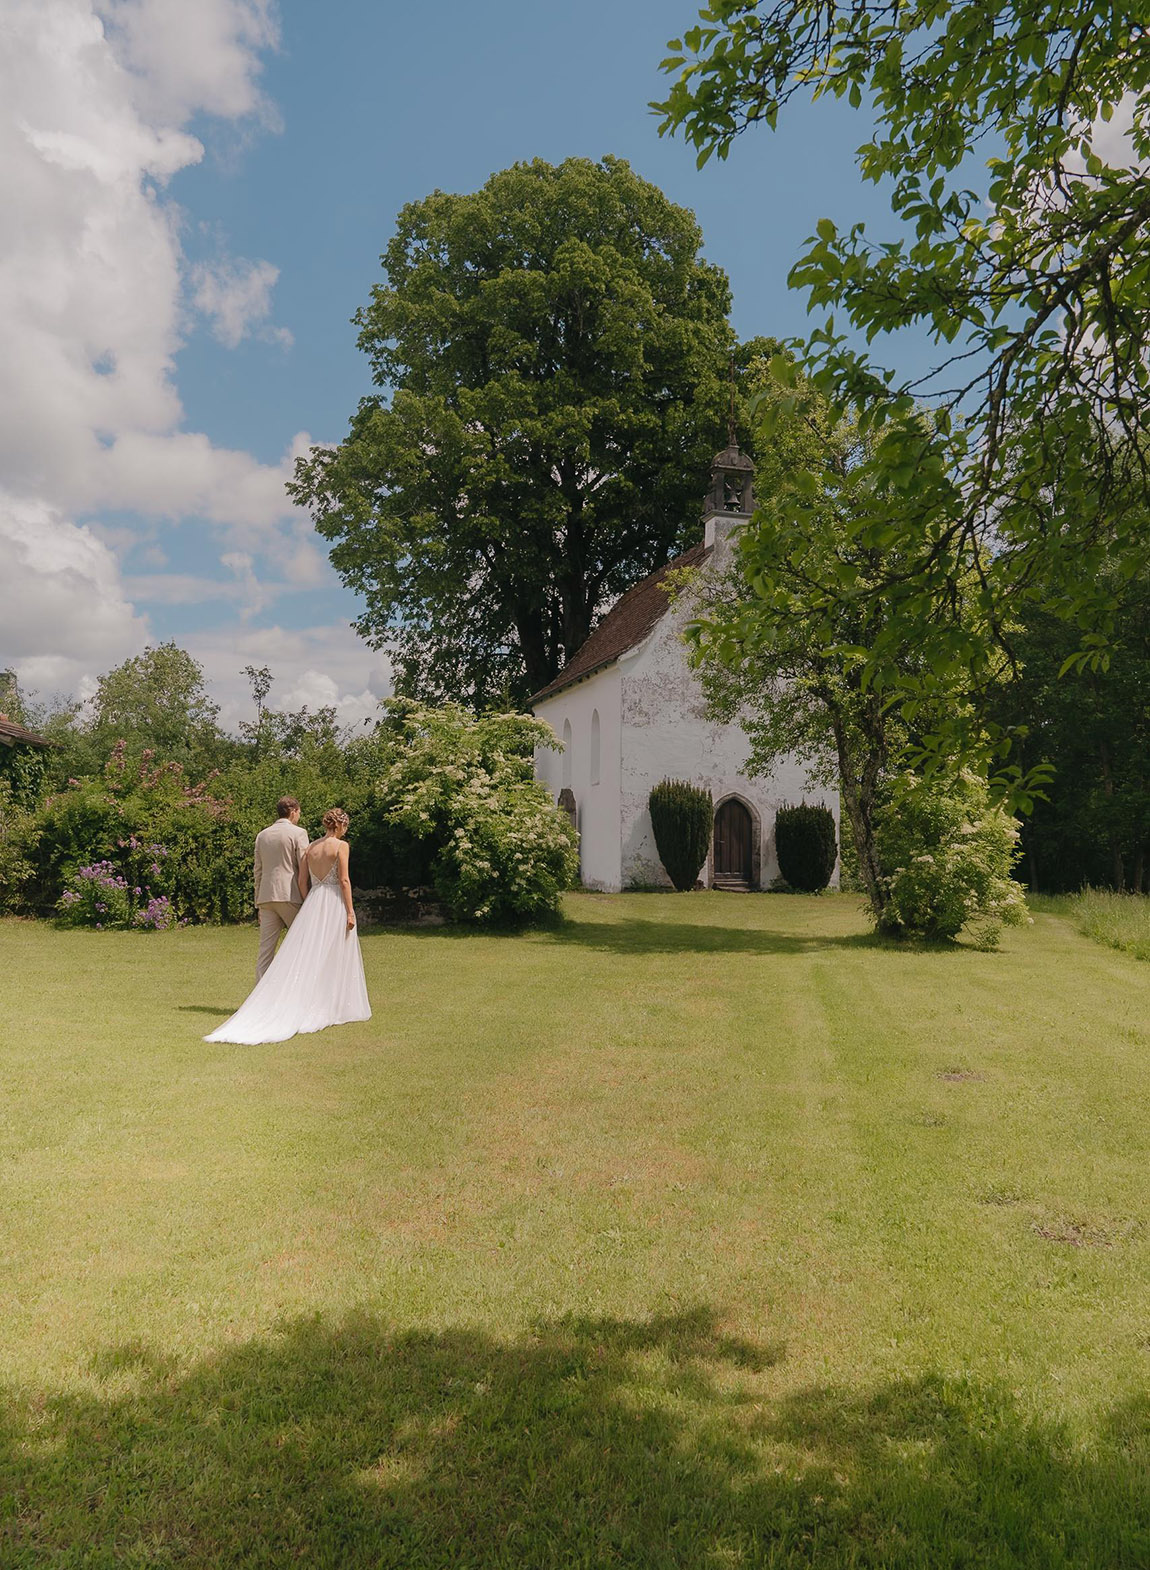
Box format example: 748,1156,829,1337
530,540,712,705
0,717,52,748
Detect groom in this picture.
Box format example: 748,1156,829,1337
253,796,310,982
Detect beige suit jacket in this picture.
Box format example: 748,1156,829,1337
253,818,311,907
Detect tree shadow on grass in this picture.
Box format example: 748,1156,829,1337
2,1306,1147,1567
372,901,982,958
536,919,891,957
382,916,891,956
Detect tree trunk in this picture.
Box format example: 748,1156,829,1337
515,612,555,697
831,711,886,924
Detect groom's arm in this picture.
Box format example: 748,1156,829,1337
252,833,261,906
296,827,311,902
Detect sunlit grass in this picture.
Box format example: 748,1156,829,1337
1074,886,1150,963
2,893,1149,1566
1032,887,1150,964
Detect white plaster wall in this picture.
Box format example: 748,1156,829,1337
533,666,623,890
618,543,839,890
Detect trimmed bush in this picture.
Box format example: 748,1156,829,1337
775,802,837,893
649,779,712,891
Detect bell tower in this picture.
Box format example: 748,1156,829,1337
703,357,755,547
703,444,755,548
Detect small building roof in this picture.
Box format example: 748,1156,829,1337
710,444,754,471
530,540,711,705
0,716,52,749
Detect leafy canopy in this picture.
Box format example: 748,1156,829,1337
289,157,739,706
657,2,1150,770
89,643,221,763
681,361,1012,920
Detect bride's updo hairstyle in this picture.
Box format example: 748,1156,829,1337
321,807,350,836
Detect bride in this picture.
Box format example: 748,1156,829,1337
205,808,371,1045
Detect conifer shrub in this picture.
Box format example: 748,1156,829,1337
775,802,837,893
649,779,712,891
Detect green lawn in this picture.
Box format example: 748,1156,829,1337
1033,888,1150,966
2,893,1149,1567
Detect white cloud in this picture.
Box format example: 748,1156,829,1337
96,0,281,126
0,491,149,696
185,624,394,735
1090,92,1146,173
190,255,292,349
0,4,298,531
0,1,370,711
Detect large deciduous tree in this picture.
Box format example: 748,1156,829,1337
90,643,221,763
657,3,1150,779
289,157,740,706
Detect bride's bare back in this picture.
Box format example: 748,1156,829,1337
305,839,344,884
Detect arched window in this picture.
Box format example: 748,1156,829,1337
590,709,600,786
562,718,572,789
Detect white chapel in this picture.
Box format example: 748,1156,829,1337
531,446,840,893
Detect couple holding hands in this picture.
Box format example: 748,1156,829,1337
205,796,371,1046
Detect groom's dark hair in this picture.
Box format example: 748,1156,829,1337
276,796,300,818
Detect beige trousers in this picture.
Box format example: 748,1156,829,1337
256,901,299,981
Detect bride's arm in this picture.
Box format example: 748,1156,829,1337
338,842,355,930
298,846,311,903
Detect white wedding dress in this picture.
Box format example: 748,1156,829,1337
205,860,371,1045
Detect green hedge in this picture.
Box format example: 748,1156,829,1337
649,779,712,891
775,803,837,893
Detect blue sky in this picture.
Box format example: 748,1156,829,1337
3,1,912,730
179,0,890,454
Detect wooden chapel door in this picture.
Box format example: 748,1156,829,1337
713,798,752,886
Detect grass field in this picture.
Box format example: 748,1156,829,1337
1059,887,1150,965
2,892,1149,1567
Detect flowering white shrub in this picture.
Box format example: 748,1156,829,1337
875,770,1027,949
379,701,578,924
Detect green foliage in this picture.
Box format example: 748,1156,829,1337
875,772,1027,948
0,779,38,913
14,648,395,923
775,803,837,893
649,778,712,891
89,643,223,768
289,156,747,705
0,741,49,809
379,701,578,923
989,580,1150,893
31,746,248,924
686,364,1001,924
657,2,1150,776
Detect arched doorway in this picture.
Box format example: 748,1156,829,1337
713,798,753,888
